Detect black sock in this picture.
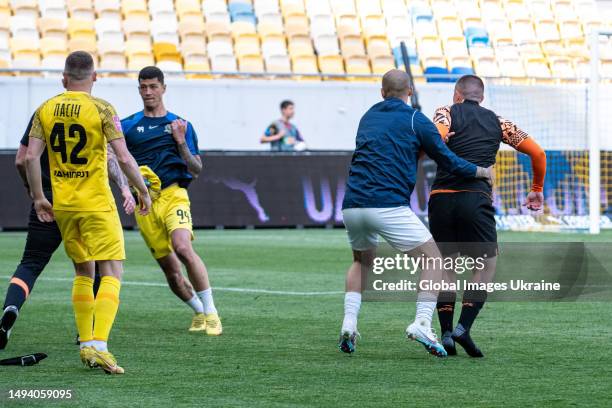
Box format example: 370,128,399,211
436,291,456,334
3,263,42,311
458,290,488,332
3,283,27,311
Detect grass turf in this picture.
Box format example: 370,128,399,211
0,229,611,407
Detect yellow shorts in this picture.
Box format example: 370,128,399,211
55,209,125,264
135,184,194,259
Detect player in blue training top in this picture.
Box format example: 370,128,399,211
337,70,492,357
121,66,221,336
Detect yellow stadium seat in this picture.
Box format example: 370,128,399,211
234,33,261,57
340,35,366,58
39,17,68,40
206,19,231,39
231,21,257,38
40,37,68,56
184,54,211,78
366,36,391,58
258,16,285,37
69,36,98,54
238,54,265,73
176,0,200,15
318,54,344,75
291,54,317,75
179,20,205,39
265,54,291,74
371,54,394,74
288,34,314,56
345,55,371,80
549,56,575,79
535,18,560,42
336,14,361,38
542,39,565,57
99,51,127,70
558,19,583,40
565,38,589,59
68,18,95,37
330,0,356,16
67,0,95,20
363,15,386,39
284,13,309,37
121,0,147,16
525,57,551,80
280,0,305,18
153,42,180,59
126,38,152,55
128,52,155,70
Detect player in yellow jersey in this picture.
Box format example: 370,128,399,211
24,51,152,375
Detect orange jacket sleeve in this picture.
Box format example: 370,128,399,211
515,138,546,193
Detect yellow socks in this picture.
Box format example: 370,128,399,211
72,276,95,343
93,276,121,342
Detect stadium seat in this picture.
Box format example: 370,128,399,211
558,19,583,40
288,34,314,56
465,27,490,48
238,54,265,73
11,16,39,42
257,13,284,36
498,56,527,78
94,0,121,20
417,36,443,60
179,20,205,40
99,51,127,71
234,33,261,57
12,0,38,19
340,35,366,58
291,54,318,76
310,14,336,37
126,38,152,55
123,13,151,42
39,17,68,40
314,34,340,56
366,36,391,58
473,55,500,77
549,56,575,79
304,0,330,17
363,15,387,39
525,57,552,81
371,54,395,74
183,53,211,78
511,19,537,43
210,54,238,73
443,36,470,59
345,55,372,79
231,20,257,38
284,13,309,37
330,0,356,16
95,18,124,42
534,17,561,42
208,39,234,59
255,0,279,17
128,51,155,70
449,56,474,75
261,34,287,58
265,54,291,74
280,0,305,18
67,0,95,20
437,17,463,39
382,0,408,19
318,54,344,76
336,15,361,38
40,0,68,19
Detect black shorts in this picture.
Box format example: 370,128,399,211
428,192,497,258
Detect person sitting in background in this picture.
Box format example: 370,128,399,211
260,100,306,151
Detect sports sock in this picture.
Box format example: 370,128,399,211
80,340,94,349
93,269,101,297
91,340,108,352
437,291,457,334
3,277,30,311
185,293,205,314
72,276,95,344
196,288,217,315
458,290,488,332
93,276,121,342
415,291,437,327
341,291,361,333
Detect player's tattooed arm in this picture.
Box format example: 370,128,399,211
107,143,136,215
172,119,202,177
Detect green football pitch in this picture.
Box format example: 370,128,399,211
0,229,610,407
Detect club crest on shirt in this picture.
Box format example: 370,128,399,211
137,126,144,133
164,124,172,134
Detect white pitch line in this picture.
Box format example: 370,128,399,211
0,275,343,296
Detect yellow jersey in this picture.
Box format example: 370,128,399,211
29,91,123,212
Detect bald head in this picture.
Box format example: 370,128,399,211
381,69,412,101
454,75,484,103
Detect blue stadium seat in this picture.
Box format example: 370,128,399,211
392,46,418,68
424,66,452,83
410,4,433,26
451,66,475,76
465,27,490,48
229,2,256,23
